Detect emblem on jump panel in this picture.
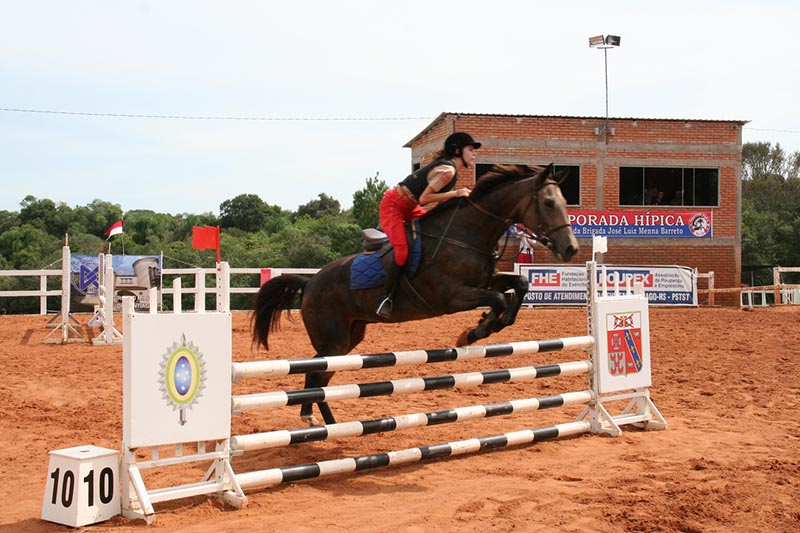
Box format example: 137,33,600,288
70,255,100,297
159,334,207,425
607,312,643,376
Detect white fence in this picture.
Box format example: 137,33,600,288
0,268,63,314
5,252,799,314
0,264,319,315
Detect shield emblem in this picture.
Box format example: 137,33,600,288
607,313,642,376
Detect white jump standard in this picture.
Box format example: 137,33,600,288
119,238,666,523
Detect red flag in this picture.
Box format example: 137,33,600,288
192,226,221,263
104,220,124,239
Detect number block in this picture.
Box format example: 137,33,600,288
41,445,120,527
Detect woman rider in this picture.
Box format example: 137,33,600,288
376,132,481,317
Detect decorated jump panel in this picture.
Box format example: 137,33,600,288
122,307,233,449
591,282,653,395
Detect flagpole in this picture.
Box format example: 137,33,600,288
216,226,221,264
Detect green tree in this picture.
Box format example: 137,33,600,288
0,224,61,269
742,142,799,180
172,212,220,242
220,194,268,232
18,196,60,236
351,173,388,230
262,204,292,234
294,193,340,221
0,210,20,235
741,142,800,284
123,210,179,248
82,199,124,238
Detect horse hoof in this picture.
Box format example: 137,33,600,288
301,415,319,427
456,329,471,347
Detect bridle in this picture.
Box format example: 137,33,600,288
467,177,572,251
412,173,572,296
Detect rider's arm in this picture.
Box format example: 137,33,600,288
419,165,471,205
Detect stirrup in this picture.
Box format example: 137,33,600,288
376,297,393,318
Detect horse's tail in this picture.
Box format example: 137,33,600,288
251,274,308,351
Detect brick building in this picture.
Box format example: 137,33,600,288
404,112,746,305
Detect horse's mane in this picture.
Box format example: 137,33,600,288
430,164,547,213
471,165,546,200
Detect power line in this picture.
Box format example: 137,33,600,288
2,107,796,134
0,107,433,121
745,127,800,134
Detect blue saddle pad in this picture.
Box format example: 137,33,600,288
350,223,422,289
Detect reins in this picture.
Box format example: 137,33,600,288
467,178,569,251
430,203,462,259
421,177,570,261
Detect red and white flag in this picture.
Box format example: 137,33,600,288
104,220,124,239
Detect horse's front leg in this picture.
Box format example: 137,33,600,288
448,287,508,346
488,274,529,332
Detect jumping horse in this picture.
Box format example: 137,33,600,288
252,164,579,425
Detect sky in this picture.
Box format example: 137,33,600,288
2,1,798,216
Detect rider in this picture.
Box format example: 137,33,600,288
376,132,480,317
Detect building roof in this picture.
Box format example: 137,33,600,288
403,112,749,147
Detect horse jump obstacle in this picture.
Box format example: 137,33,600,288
88,253,123,345
120,238,666,523
43,244,85,344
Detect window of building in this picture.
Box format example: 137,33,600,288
475,163,580,205
619,167,719,207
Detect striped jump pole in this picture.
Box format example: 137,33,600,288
234,420,591,490
232,336,594,381
231,390,593,452
231,360,592,413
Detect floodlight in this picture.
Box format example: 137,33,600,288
588,35,605,47
588,34,622,143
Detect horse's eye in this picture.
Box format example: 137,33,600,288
544,198,555,209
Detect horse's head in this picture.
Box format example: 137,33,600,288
516,164,579,262
450,163,579,262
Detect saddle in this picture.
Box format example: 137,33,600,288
350,225,422,289
361,228,389,252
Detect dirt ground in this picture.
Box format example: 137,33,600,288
1,305,799,533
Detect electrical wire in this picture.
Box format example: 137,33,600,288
0,107,432,121
2,107,795,134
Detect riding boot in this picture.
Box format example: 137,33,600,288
376,261,404,318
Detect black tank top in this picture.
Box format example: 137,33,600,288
399,158,457,200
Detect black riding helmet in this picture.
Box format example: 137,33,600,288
444,132,482,157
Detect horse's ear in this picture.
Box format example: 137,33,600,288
553,167,569,184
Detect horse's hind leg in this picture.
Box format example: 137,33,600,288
300,370,336,426
301,321,368,426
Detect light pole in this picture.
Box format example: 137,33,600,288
588,34,621,143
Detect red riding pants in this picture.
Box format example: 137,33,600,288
379,188,426,266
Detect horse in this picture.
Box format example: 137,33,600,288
252,164,579,425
